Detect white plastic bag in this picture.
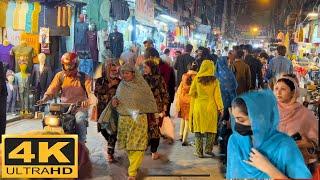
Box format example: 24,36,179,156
160,116,175,140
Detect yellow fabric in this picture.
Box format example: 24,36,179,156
17,0,28,30
188,60,223,134
298,28,304,42
0,0,8,28
196,60,216,77
57,6,61,27
284,33,290,55
13,0,21,30
67,6,72,27
128,150,144,177
20,33,40,64
31,2,41,33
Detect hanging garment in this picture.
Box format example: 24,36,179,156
13,0,28,30
57,5,70,27
97,30,109,63
31,2,41,33
79,59,93,76
0,0,8,28
20,33,40,64
87,30,99,62
110,0,130,21
108,32,124,58
6,1,15,28
0,44,14,70
100,0,111,21
6,82,18,113
25,2,34,33
11,45,34,73
5,28,21,46
75,22,89,51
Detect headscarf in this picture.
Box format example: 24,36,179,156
216,56,238,107
196,60,215,77
227,90,311,179
276,76,318,145
115,64,158,115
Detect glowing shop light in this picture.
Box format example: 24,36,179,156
159,14,179,23
308,12,318,17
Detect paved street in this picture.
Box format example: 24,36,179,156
6,118,224,180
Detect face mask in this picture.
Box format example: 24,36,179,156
235,122,253,136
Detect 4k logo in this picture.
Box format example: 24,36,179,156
2,135,78,178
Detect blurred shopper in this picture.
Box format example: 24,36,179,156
174,44,195,87
215,56,237,161
120,45,138,66
176,62,197,146
113,63,158,180
143,60,169,160
161,48,173,66
233,50,251,95
189,60,224,158
227,90,312,179
95,62,121,162
258,52,270,88
243,44,263,89
274,74,318,173
267,45,293,89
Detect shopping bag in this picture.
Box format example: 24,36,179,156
90,105,98,122
170,93,180,118
160,116,175,140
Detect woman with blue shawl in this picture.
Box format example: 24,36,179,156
227,90,311,179
216,56,237,162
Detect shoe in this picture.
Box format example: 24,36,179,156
179,135,183,141
182,142,189,146
152,152,160,160
107,154,114,163
128,176,136,180
193,152,204,158
205,151,215,157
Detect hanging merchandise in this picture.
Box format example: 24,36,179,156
31,2,41,33
5,28,21,46
25,2,34,33
100,0,111,21
57,5,71,27
6,1,15,28
13,0,28,31
87,23,98,62
298,27,304,42
135,0,154,26
74,15,89,52
39,27,50,54
0,0,8,28
108,26,124,58
110,0,130,21
97,28,109,63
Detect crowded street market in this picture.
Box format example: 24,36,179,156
0,0,319,179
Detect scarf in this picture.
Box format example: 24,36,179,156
115,65,158,115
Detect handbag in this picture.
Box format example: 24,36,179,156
98,102,118,135
90,105,98,122
160,116,175,140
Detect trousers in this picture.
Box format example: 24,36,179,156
194,132,215,155
128,150,144,177
179,119,189,143
75,111,88,143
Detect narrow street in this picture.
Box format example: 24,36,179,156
6,119,224,180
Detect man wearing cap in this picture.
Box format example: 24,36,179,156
37,52,94,143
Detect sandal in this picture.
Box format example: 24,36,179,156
152,152,160,160
107,154,114,163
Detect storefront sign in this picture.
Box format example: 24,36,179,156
39,27,50,54
135,0,154,26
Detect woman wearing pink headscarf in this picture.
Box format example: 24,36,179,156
274,74,318,173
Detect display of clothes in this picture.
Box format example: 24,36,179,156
20,32,40,64
11,44,35,73
38,4,69,36
6,1,15,28
75,22,89,51
6,70,18,113
97,29,109,63
15,72,30,112
79,59,93,77
57,5,72,27
108,31,124,58
110,0,130,21
87,30,99,62
0,0,8,28
13,0,28,30
25,1,34,33
31,64,53,102
0,44,14,70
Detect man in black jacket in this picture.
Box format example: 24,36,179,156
174,44,195,87
243,44,263,89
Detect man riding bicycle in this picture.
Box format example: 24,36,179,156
37,52,93,143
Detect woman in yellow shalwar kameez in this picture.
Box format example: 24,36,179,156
189,60,224,158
